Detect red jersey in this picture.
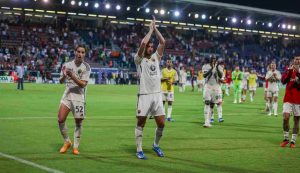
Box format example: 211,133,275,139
225,71,232,84
282,69,300,104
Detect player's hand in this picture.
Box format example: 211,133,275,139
61,66,67,76
66,69,73,78
149,21,154,32
152,15,156,29
273,73,277,77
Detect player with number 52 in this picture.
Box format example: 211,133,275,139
57,45,91,155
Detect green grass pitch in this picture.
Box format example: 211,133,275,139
0,83,299,173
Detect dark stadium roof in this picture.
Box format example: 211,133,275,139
0,0,299,33
208,0,300,14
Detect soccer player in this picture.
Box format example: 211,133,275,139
248,69,258,102
197,69,204,92
134,17,166,159
241,67,250,102
57,45,91,155
221,67,227,98
232,66,243,103
202,57,224,127
225,69,232,96
161,59,178,122
179,66,187,92
190,67,195,92
265,62,281,116
280,56,300,148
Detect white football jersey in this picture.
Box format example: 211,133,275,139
265,70,281,91
61,60,91,102
135,52,161,95
202,64,223,86
179,70,187,84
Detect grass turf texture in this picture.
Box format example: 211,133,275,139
0,83,299,173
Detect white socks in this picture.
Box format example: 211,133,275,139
135,126,143,152
284,131,289,140
250,92,253,102
154,127,164,147
217,104,222,119
204,105,211,125
291,134,297,143
273,102,278,115
167,105,172,118
59,122,70,143
73,122,82,148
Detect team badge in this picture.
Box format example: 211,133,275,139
150,65,156,71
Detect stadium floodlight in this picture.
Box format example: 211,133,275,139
145,8,150,13
43,0,49,3
287,25,291,29
84,2,88,7
246,19,252,24
194,13,199,19
268,22,272,27
78,1,82,6
70,0,75,6
61,0,65,4
94,2,99,8
217,16,220,20
126,6,130,11
116,5,121,10
137,8,140,11
225,17,228,21
231,17,237,23
255,21,258,25
174,11,180,17
240,20,243,23
160,9,165,15
154,9,158,14
201,14,206,19
292,25,296,30
282,24,286,29
209,16,212,19
105,3,111,9
188,13,191,17
262,23,265,26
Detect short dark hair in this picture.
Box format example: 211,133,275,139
75,45,87,52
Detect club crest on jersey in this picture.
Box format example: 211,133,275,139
150,65,156,71
78,69,82,74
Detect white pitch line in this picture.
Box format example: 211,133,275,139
0,152,64,173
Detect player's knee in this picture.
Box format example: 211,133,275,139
58,118,65,124
204,100,210,105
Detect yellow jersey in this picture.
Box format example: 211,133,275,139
161,68,178,92
248,74,257,87
197,71,204,80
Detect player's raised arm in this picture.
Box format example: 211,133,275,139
152,16,165,60
135,21,154,64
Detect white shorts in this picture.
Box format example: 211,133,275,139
283,102,300,116
61,98,85,119
162,92,174,102
197,80,204,85
136,93,165,117
249,86,256,91
267,90,279,97
204,85,222,104
241,82,248,90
